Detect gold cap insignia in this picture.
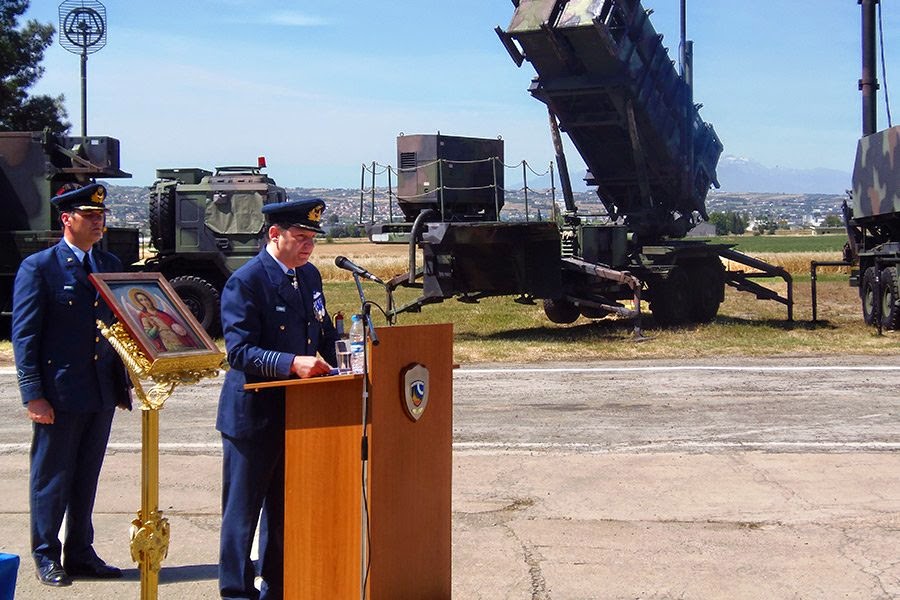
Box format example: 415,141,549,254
307,204,323,223
91,186,106,204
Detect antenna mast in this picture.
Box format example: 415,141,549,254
58,0,107,137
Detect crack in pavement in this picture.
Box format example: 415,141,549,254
837,525,900,600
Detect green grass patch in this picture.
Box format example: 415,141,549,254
322,279,896,365
0,277,890,367
711,234,846,253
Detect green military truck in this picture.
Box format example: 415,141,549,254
146,164,288,335
0,130,286,337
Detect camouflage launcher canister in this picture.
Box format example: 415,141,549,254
852,126,900,222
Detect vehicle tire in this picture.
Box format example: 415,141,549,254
880,266,900,330
543,298,580,324
650,266,691,326
149,187,176,253
687,258,725,323
861,266,878,325
170,275,221,337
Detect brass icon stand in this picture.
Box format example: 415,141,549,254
98,319,225,600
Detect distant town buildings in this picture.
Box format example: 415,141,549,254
103,184,846,236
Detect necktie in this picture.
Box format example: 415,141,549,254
82,254,93,274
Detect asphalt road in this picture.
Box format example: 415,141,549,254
1,356,898,599
2,355,898,453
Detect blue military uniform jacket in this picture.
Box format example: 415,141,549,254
12,239,130,411
217,248,337,439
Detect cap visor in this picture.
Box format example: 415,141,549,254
288,223,325,234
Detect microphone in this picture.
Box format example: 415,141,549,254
334,256,384,285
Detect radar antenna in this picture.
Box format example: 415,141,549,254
58,0,107,137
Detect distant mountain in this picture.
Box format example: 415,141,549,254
512,156,851,196
715,155,851,195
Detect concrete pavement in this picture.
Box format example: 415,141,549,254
0,448,898,599
1,358,899,598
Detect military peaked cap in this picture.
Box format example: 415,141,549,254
51,183,109,213
262,199,326,233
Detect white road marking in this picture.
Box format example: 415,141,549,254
454,440,900,453
1,440,898,454
457,365,900,374
3,364,900,377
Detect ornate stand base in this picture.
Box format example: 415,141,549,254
97,319,225,600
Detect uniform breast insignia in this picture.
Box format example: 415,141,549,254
275,306,286,313
401,363,429,422
312,291,325,322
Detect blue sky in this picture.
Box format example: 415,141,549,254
23,1,898,189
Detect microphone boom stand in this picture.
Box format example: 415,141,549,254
352,272,378,600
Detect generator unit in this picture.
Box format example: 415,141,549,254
396,133,505,222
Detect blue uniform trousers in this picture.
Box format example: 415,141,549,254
219,432,285,600
30,408,114,567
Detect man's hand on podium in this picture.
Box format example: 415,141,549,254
291,355,332,379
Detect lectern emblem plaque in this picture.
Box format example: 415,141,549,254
402,363,429,421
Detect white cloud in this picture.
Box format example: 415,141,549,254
216,10,329,27
263,11,329,27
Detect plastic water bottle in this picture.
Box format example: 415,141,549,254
348,314,365,374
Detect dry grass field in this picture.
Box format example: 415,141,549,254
0,239,891,365
310,239,897,364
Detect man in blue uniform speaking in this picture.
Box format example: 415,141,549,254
12,183,131,587
217,198,338,600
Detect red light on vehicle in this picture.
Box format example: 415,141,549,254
258,156,267,168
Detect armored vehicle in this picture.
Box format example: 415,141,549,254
0,130,138,331
366,0,792,327
146,163,288,335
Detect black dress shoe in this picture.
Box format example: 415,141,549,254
64,558,123,579
36,561,72,586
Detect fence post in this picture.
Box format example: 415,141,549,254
522,161,529,221
370,162,376,224
358,165,365,224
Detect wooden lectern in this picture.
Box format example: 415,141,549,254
275,323,452,598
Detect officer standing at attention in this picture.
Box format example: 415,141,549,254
217,198,337,600
12,183,131,587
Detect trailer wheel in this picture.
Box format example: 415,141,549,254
543,298,580,324
687,259,725,323
650,266,691,326
881,267,899,330
861,267,878,325
170,275,221,337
